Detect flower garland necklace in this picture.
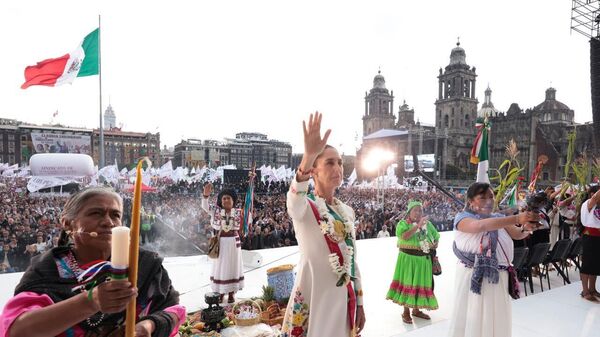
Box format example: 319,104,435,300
410,219,432,254
312,195,355,286
313,195,355,242
215,208,238,232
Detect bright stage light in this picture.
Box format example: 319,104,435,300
362,148,395,172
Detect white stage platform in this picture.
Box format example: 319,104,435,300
1,232,598,337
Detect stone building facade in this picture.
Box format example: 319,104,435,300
357,72,436,180
489,88,594,184
356,41,596,186
91,129,160,168
0,112,160,168
0,118,21,165
174,133,292,169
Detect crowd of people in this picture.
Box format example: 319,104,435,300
0,177,64,273
151,182,462,254
0,173,463,274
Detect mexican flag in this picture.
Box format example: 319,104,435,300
500,184,519,207
21,28,99,89
470,116,490,183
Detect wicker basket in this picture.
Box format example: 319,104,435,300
260,303,285,326
232,300,262,326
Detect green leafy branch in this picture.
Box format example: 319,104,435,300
592,157,600,182
571,156,591,207
564,131,576,179
491,139,523,209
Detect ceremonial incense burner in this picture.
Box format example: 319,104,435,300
526,191,550,228
200,292,226,332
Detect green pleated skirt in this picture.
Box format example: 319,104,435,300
386,251,438,310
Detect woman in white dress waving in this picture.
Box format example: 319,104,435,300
281,111,366,337
201,184,244,304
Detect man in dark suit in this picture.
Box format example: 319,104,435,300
271,224,284,245
261,227,273,249
251,226,264,250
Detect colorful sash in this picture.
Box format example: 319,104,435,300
307,197,357,337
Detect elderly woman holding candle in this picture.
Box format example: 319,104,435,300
0,187,185,337
201,183,244,304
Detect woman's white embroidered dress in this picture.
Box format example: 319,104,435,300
281,179,363,337
201,198,244,294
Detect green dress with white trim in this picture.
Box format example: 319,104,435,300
386,220,439,310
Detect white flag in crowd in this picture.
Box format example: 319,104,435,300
98,164,120,184
197,165,207,179
2,169,15,177
347,168,357,186
17,166,30,178
159,161,173,178
27,176,79,192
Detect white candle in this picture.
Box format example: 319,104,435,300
111,227,130,269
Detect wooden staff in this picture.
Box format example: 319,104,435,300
125,159,144,337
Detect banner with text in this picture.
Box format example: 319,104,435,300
31,132,91,154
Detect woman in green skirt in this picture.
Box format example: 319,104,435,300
386,200,439,324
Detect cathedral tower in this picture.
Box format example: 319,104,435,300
363,70,396,137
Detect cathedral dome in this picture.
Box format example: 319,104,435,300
373,70,386,89
449,42,466,65
533,87,570,111
478,85,499,118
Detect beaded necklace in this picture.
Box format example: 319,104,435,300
59,250,107,328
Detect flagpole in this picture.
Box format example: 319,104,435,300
98,14,105,169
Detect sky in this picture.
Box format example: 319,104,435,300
0,0,592,155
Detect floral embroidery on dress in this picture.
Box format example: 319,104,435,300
212,207,241,232
282,290,309,337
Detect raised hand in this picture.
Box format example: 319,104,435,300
302,111,331,161
203,183,213,197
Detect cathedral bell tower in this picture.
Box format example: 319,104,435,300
363,70,396,137
434,41,479,178
435,41,478,131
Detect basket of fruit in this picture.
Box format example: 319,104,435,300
232,300,262,326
